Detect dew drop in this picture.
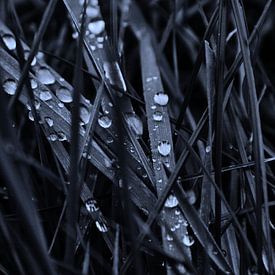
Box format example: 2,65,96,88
80,106,90,124
28,111,34,121
98,115,112,128
88,20,105,35
166,234,173,241
2,34,16,50
57,131,67,141
182,235,194,247
85,199,99,212
186,190,196,205
153,111,163,122
48,133,58,142
86,6,99,18
164,194,178,208
24,50,37,66
3,79,16,95
125,113,143,136
56,86,72,103
45,117,54,127
37,67,55,85
153,92,169,106
30,79,38,89
106,136,114,144
205,145,211,153
157,141,171,156
39,91,52,101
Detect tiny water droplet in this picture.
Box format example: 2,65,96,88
37,67,55,85
2,34,16,50
106,136,114,144
154,92,169,106
57,131,67,141
58,102,64,108
28,111,34,121
45,117,54,127
30,79,38,89
182,235,194,247
150,105,157,110
3,79,16,95
39,91,52,101
153,111,163,121
56,86,72,103
88,20,105,35
166,234,173,241
125,113,143,136
157,141,171,156
98,115,112,128
164,194,178,208
186,190,196,205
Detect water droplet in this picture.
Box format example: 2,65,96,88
106,136,114,144
37,67,55,85
85,199,99,212
182,235,194,247
45,117,54,127
103,61,126,92
98,115,112,128
95,221,108,232
28,111,34,121
186,190,196,205
166,234,173,241
88,20,105,35
175,209,181,215
39,91,52,101
57,131,67,141
164,194,178,208
125,113,143,136
24,50,37,66
34,100,41,110
2,34,16,50
157,141,171,156
30,79,38,89
153,111,163,121
48,133,58,142
154,92,169,106
177,264,186,274
205,145,211,153
171,226,176,232
56,86,72,103
150,105,157,110
86,6,99,18
3,79,16,95
80,106,90,124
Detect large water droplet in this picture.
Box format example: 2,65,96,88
37,67,55,85
2,34,16,50
88,20,105,35
153,111,163,122
39,91,52,101
56,86,72,103
98,115,112,128
157,141,171,156
164,194,178,208
3,79,16,95
182,235,194,247
80,106,90,124
103,61,126,92
125,113,143,136
154,92,169,106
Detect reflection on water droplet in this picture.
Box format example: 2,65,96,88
125,113,143,136
166,234,173,241
88,20,105,35
164,194,178,208
39,91,52,101
103,61,126,92
30,79,38,89
37,67,55,85
205,145,211,153
154,92,169,106
28,111,34,121
2,34,16,50
45,117,54,127
157,141,171,156
56,86,72,103
182,235,194,247
85,199,99,212
58,131,67,141
153,111,163,121
98,115,112,128
80,106,90,124
95,221,108,232
3,79,16,95
106,136,114,144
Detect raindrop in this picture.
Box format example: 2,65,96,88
2,34,16,50
157,141,171,156
164,194,178,208
56,86,72,103
95,221,108,232
182,235,194,247
39,91,52,101
125,113,143,136
153,111,163,122
48,133,58,142
80,106,90,124
57,131,67,141
205,145,211,153
98,115,112,128
3,79,16,95
153,92,169,106
37,67,55,85
45,117,54,127
88,20,105,35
